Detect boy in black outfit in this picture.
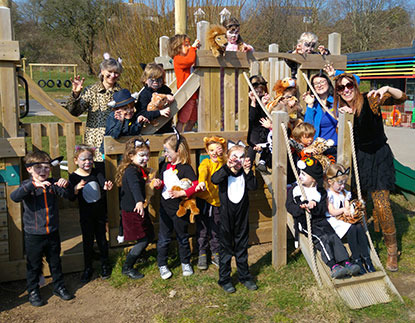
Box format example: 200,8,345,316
11,151,74,307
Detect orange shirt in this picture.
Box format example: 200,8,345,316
173,47,198,100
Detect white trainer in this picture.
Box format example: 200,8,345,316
181,263,194,277
159,265,172,280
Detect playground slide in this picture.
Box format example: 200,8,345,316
394,158,415,201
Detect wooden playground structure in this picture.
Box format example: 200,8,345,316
0,0,403,309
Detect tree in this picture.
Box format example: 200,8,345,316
37,0,116,74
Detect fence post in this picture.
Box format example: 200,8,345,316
269,43,278,97
272,110,289,268
175,0,187,34
159,35,170,57
197,20,210,50
328,32,341,55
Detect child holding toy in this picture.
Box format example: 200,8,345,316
136,63,173,133
69,145,113,283
152,129,198,279
11,151,74,307
115,137,155,279
211,141,258,293
168,34,200,132
325,163,375,274
285,157,361,279
195,136,227,270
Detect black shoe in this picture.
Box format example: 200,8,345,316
101,265,112,280
80,268,93,283
354,259,367,275
221,282,236,293
242,280,258,290
53,286,74,301
122,267,144,280
363,256,376,273
28,289,45,307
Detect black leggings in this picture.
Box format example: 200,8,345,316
346,223,370,260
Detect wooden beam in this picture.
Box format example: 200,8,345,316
23,72,81,123
140,71,200,134
209,68,221,131
105,153,120,247
223,68,236,131
0,40,20,61
0,61,19,137
0,137,25,158
104,131,248,155
7,182,23,260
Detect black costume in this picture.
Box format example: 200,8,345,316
211,164,257,286
69,169,109,271
247,100,271,166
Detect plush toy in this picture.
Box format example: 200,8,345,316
207,25,228,58
336,199,365,224
144,169,157,209
303,137,335,171
147,92,169,111
171,178,199,223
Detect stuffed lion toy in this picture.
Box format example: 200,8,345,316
304,137,335,171
171,178,199,223
207,25,228,58
146,93,170,126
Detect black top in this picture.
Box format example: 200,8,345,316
159,162,197,215
11,178,73,235
69,168,106,215
248,100,269,146
354,93,406,153
120,164,146,212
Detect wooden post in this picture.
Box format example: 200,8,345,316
328,33,341,55
272,111,289,268
159,36,169,57
197,21,210,50
337,112,354,179
174,0,187,34
268,43,278,97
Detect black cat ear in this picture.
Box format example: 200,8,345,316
139,63,147,70
50,156,64,167
172,126,182,152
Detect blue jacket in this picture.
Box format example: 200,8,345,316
304,95,336,140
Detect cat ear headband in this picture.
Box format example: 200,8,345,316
134,139,150,148
26,156,63,168
327,167,350,179
172,126,182,152
227,140,246,150
75,145,96,153
103,52,122,64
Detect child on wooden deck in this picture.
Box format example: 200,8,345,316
195,136,227,270
168,34,200,132
152,130,199,279
115,137,155,280
69,145,113,283
11,151,74,307
285,157,361,279
325,163,375,274
136,63,173,134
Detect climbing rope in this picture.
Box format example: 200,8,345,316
347,120,387,274
281,122,323,288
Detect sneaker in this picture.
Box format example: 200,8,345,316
197,254,208,270
53,286,74,301
28,289,45,307
159,265,172,280
242,280,258,290
80,267,93,283
181,263,194,277
363,256,376,273
101,265,112,280
221,282,236,293
331,264,348,279
211,253,220,267
344,261,361,276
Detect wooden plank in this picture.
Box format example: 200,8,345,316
0,226,7,240
337,113,354,180
210,68,221,131
237,69,249,132
0,240,8,254
272,111,289,268
0,137,25,157
65,122,76,173
0,61,19,137
0,40,20,61
141,71,200,134
0,212,7,226
7,180,23,260
260,61,270,83
48,123,60,178
0,183,5,198
198,68,210,132
23,72,81,123
223,68,236,131
104,131,248,155
21,122,84,137
31,123,42,151
0,199,5,212
196,50,252,69
105,154,120,247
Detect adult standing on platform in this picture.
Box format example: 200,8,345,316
333,73,407,272
66,53,123,173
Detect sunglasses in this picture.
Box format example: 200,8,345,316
303,42,316,48
149,78,163,84
252,82,267,87
313,80,327,87
336,82,354,92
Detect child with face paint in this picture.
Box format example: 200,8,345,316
285,157,361,279
211,142,258,293
194,136,227,270
325,163,375,274
222,17,253,52
115,137,155,280
69,145,113,283
152,130,198,279
168,34,200,132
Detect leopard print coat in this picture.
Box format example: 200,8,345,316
66,81,121,162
